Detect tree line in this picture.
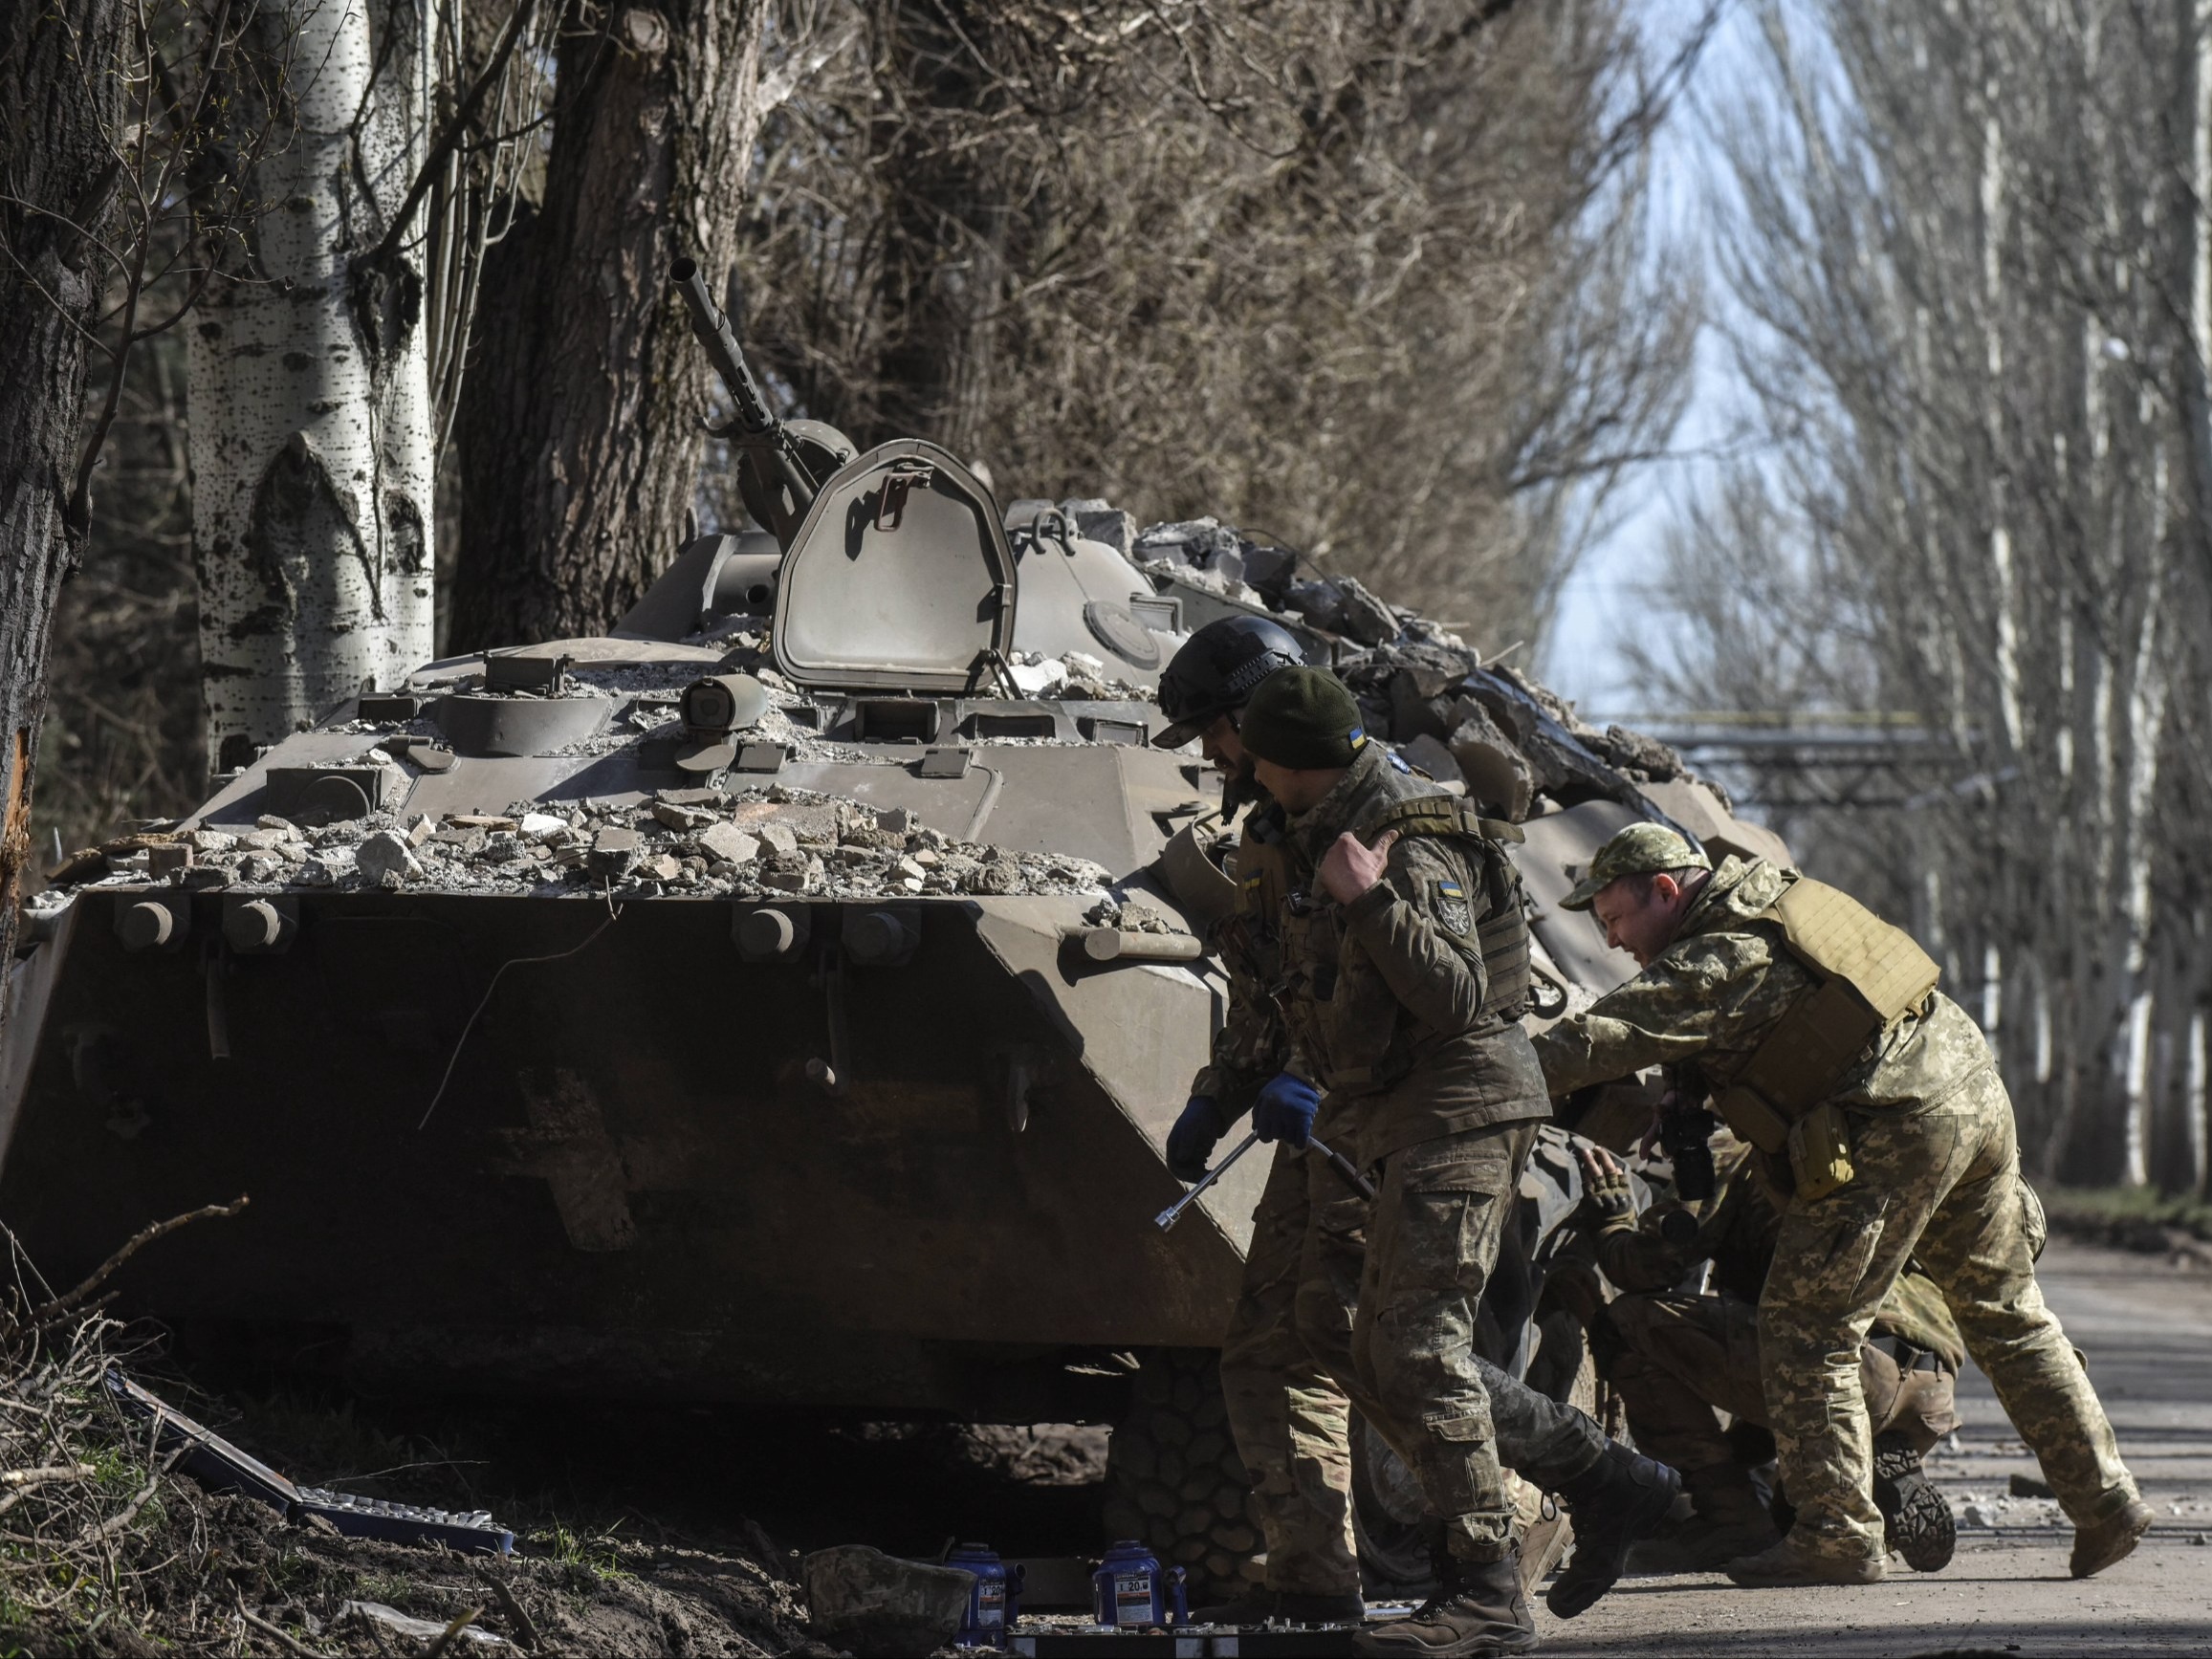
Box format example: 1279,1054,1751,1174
1,0,1693,971
1646,0,2212,1191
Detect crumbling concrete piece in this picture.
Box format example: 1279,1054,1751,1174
590,826,640,877
801,1545,974,1659
1334,576,1399,645
1447,702,1536,821
1397,733,1463,789
1009,657,1068,697
1637,777,1792,867
354,831,421,885
698,823,760,866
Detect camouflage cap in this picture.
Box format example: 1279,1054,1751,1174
1559,822,1711,911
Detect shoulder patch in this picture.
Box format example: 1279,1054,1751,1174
1435,878,1473,934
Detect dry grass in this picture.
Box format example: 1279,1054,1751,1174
0,1208,823,1657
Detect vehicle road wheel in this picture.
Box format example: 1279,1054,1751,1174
1102,1348,1263,1604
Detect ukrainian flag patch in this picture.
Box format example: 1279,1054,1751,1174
1435,879,1472,933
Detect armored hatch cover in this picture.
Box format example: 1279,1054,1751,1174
772,440,1017,692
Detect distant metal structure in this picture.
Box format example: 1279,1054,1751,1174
1596,711,1988,814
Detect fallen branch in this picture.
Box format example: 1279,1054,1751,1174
0,1463,95,1487
473,1566,540,1650
27,1195,249,1329
75,1445,183,1543
236,1586,328,1657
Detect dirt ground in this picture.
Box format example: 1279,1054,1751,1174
23,1237,2209,1656
1537,1237,2212,1657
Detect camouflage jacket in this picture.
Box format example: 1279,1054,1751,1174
1190,802,1293,1122
1595,1143,1967,1367
1270,743,1548,1165
1529,856,1995,1118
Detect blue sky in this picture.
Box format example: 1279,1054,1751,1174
1537,0,1755,719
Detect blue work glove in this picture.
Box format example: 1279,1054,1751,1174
1167,1096,1230,1184
1252,1074,1320,1148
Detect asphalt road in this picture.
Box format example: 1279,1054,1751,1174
1538,1238,2212,1657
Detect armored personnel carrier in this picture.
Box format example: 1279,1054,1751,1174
1,265,1785,1596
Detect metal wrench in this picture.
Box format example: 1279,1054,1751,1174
1154,1129,1262,1231
1305,1134,1377,1201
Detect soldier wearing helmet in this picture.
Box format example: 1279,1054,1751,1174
1531,822,2150,1588
1159,636,1679,1645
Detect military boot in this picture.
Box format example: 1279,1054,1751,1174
1187,1588,1366,1627
2070,1495,2155,1579
1724,1532,1885,1587
1627,1465,1780,1574
1349,1547,1538,1657
1872,1430,1954,1573
1545,1443,1684,1617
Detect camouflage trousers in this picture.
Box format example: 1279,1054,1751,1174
1351,1120,1544,1565
1220,1127,1607,1592
1762,1067,2137,1560
1602,1290,1958,1518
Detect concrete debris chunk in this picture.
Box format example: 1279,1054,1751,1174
189,830,237,854
802,1544,974,1659
1397,732,1464,789
1334,575,1399,645
591,826,640,877
653,800,714,831
698,823,760,866
1009,657,1068,697
517,812,568,838
356,830,423,885
638,852,682,882
756,822,799,858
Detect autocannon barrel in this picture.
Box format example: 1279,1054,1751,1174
670,256,778,439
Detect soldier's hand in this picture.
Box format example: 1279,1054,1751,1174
1167,1096,1229,1184
1320,829,1395,905
1574,1143,1636,1224
1252,1073,1320,1148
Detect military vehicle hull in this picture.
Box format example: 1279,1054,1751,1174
3,379,1787,1594
3,741,1275,1418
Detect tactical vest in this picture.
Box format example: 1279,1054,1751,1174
1712,877,1941,1155
1362,796,1533,1022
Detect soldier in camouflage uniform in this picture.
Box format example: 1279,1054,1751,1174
1151,625,1677,1632
1221,669,1677,1658
1530,823,2150,1587
1561,1139,1964,1572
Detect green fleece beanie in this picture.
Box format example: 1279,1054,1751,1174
1237,666,1368,769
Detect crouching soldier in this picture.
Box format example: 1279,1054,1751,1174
1531,824,2149,1587
1229,668,1679,1657
1554,1140,1964,1572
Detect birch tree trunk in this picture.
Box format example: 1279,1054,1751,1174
190,0,436,754
0,0,124,1042
449,0,768,653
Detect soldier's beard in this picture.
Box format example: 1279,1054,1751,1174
1219,760,1261,819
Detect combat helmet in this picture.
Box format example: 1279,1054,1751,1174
1151,615,1306,749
